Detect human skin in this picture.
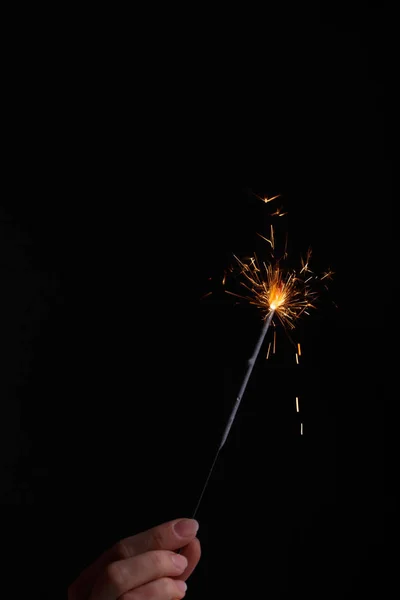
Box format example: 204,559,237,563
68,518,201,600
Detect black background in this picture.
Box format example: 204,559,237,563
1,6,396,599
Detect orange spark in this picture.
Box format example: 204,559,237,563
231,252,317,331
254,193,281,204
300,248,313,274
201,291,213,300
321,269,335,281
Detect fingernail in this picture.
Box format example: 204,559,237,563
171,553,188,569
175,580,187,594
173,519,199,538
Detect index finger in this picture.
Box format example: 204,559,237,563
114,518,199,559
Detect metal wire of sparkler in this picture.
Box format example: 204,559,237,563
190,309,274,520
176,310,275,559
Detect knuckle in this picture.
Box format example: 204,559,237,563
149,550,167,573
159,577,178,595
149,527,165,550
105,561,127,590
119,579,175,600
114,539,133,560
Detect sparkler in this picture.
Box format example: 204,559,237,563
188,194,333,522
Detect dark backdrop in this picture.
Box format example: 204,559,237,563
1,7,395,599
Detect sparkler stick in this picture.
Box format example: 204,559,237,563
184,193,334,536
190,309,274,520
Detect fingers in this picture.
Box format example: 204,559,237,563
117,577,187,599
69,518,200,600
113,518,199,558
89,550,188,600
173,537,201,581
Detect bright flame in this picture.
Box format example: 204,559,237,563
227,254,317,330
222,193,334,334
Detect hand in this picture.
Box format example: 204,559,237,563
68,518,201,600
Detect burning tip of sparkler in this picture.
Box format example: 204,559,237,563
230,251,321,331
223,193,335,336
